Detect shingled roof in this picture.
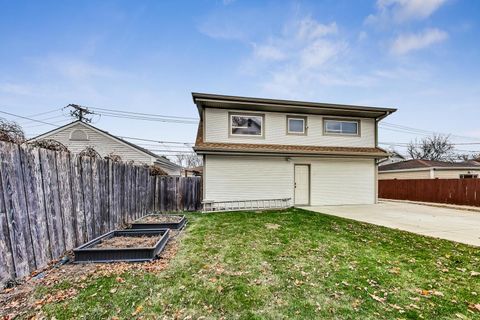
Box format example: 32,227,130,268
379,159,480,172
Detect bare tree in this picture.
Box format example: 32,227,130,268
456,153,480,162
171,154,202,168
0,118,25,144
407,134,455,161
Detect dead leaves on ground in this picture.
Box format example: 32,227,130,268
0,239,179,318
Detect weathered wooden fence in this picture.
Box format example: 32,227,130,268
379,178,480,206
0,141,201,285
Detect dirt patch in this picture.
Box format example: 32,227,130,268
136,214,183,224
0,231,181,319
93,235,159,249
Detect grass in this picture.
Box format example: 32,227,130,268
39,208,480,319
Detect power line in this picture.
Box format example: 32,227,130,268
18,114,69,125
380,141,480,146
89,107,198,121
22,119,71,129
96,111,198,124
0,110,59,126
381,122,480,141
119,136,194,145
27,108,64,118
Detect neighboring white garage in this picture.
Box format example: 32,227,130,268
204,155,376,206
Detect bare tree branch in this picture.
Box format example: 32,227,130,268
407,134,455,161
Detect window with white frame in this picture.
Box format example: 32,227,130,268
287,116,307,135
324,119,359,135
230,113,264,136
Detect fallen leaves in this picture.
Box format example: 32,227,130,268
388,267,400,275
468,303,480,312
0,236,180,318
369,293,386,304
415,288,444,297
132,305,143,316
265,223,280,230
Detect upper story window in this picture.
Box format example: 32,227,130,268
70,129,89,141
230,113,264,136
287,116,307,135
324,118,360,136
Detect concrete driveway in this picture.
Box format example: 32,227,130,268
303,201,480,246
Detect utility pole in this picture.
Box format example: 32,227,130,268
66,104,94,123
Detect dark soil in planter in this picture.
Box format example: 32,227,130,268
74,229,170,263
93,235,159,249
136,214,183,224
131,214,187,230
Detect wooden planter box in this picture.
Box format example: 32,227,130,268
130,214,187,230
73,229,169,263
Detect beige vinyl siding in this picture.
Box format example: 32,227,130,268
434,169,480,179
39,123,155,165
204,155,293,202
204,155,376,205
378,170,431,180
204,108,375,147
310,158,375,205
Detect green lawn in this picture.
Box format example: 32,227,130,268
40,208,480,319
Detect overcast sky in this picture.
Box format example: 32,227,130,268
0,0,479,157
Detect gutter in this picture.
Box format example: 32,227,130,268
375,110,393,165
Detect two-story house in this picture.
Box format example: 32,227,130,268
193,93,396,207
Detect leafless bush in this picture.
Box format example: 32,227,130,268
172,153,202,168
0,118,25,144
104,152,122,163
149,165,168,176
28,139,69,152
79,146,101,158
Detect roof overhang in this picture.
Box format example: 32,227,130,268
192,92,397,119
194,146,389,159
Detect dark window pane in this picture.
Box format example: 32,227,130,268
231,115,262,135
325,120,358,134
288,119,304,133
325,121,341,132
342,122,358,134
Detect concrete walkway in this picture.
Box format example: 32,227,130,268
302,201,480,246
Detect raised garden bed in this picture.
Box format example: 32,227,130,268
73,229,169,263
130,214,187,230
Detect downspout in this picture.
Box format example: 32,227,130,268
375,111,391,204
375,111,391,165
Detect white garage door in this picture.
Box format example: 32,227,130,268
310,158,375,205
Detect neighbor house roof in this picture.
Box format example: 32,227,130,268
194,120,389,158
379,159,480,172
192,92,397,119
31,120,181,169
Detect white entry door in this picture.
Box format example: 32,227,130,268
294,165,310,205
